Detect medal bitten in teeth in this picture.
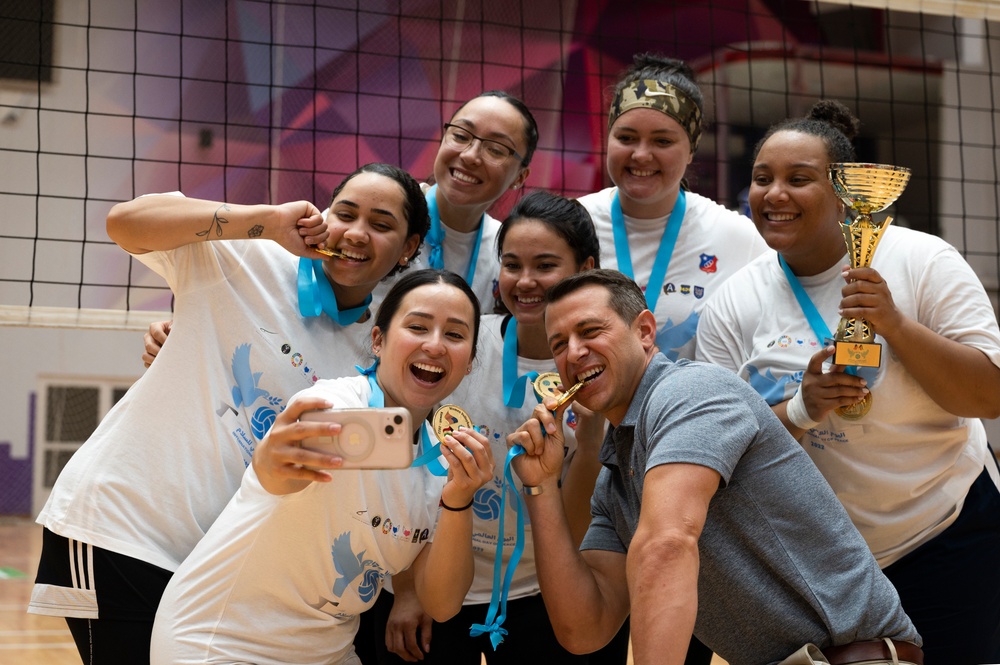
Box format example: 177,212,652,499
314,247,368,261
532,372,564,400
533,371,592,410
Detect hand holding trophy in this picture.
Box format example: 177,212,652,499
827,162,911,419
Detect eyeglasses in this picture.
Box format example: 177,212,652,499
442,123,525,166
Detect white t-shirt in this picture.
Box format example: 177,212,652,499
150,376,446,665
696,226,1000,566
36,229,372,575
445,315,581,603
579,187,768,360
372,213,502,314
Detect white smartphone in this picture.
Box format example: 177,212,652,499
299,407,414,469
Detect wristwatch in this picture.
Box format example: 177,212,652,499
521,485,544,496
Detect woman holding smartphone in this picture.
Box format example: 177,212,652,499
374,193,628,664
150,269,494,665
29,163,429,664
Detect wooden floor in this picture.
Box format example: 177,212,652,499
0,518,726,665
0,518,80,665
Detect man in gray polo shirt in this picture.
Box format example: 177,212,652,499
508,269,921,665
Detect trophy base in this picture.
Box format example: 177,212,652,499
836,392,873,420
834,340,882,368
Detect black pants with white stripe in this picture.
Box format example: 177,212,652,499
34,528,173,665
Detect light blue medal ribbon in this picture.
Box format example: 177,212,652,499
777,255,857,376
411,427,448,477
469,443,527,649
298,258,371,325
473,323,553,648
501,318,540,408
610,188,686,313
356,361,447,476
425,184,485,285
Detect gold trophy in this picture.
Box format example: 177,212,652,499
827,163,911,419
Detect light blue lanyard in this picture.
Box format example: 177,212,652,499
777,255,857,375
356,361,447,476
425,184,485,286
474,323,556,648
501,318,540,408
469,444,527,649
298,258,371,325
610,188,686,313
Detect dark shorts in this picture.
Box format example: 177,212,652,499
33,528,173,665
358,588,630,665
882,460,1000,665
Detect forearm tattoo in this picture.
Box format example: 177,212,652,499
197,203,231,239
248,225,263,238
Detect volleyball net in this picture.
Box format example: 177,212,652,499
1,0,998,329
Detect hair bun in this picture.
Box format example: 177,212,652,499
808,100,861,142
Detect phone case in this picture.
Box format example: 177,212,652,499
299,407,414,469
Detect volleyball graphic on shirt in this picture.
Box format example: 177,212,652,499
250,406,277,440
473,480,503,521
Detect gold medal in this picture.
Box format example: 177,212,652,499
837,392,873,420
432,404,474,442
552,380,585,409
532,372,564,400
314,247,348,258
533,372,584,409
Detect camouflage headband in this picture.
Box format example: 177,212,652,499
608,79,703,151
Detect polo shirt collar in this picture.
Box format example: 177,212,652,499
597,353,671,467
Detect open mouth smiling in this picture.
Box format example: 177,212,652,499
575,365,605,384
411,362,445,385
764,212,798,222
334,248,370,262
450,169,482,185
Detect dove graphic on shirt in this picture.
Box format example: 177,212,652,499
331,532,385,603
230,344,273,408
746,365,797,406
656,311,699,360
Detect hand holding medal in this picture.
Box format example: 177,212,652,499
432,404,475,443
430,405,493,512
532,372,585,410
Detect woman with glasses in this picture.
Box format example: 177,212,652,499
370,90,538,313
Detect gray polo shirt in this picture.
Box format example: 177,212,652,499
580,354,918,665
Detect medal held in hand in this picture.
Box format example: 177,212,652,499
532,372,563,400
432,404,474,442
827,162,911,419
533,372,585,410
